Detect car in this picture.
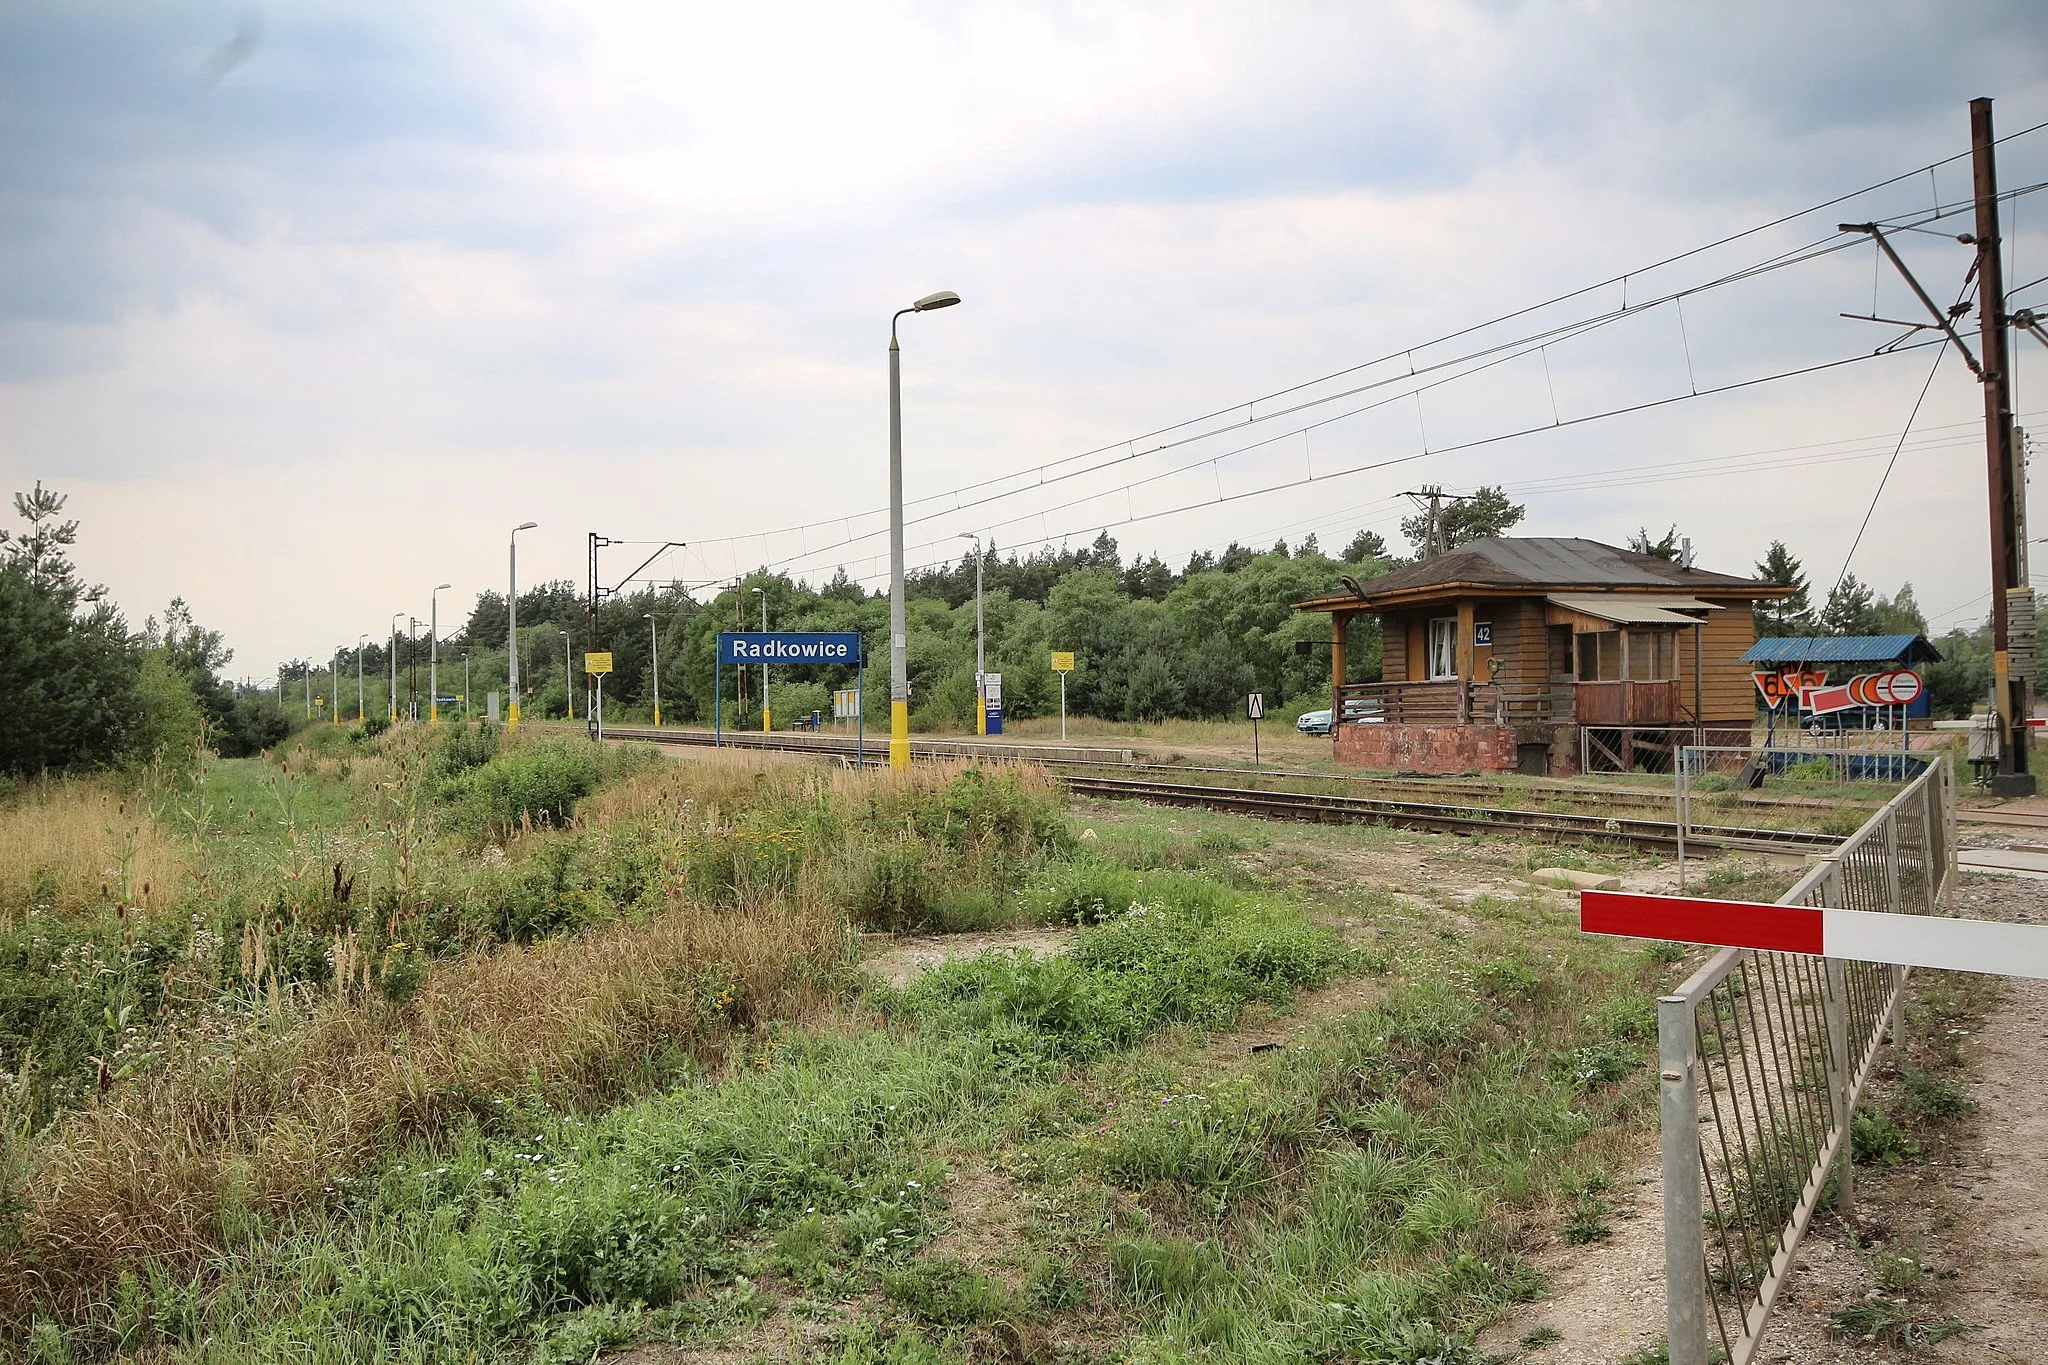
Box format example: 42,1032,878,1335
1296,708,1333,735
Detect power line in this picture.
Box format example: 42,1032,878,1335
820,338,1948,589
677,139,2048,562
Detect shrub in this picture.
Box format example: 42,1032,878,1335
438,740,599,837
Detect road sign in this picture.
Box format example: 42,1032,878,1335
718,632,862,665
1579,888,2048,979
1247,692,1264,720
1754,668,1827,710
1800,669,1924,716
585,652,613,676
1050,651,1075,673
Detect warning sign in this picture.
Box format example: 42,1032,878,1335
1753,667,1827,711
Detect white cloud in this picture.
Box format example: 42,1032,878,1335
3,0,2047,671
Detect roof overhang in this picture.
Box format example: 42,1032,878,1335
1546,594,1718,626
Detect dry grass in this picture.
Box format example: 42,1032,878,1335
0,889,854,1323
576,750,1063,829
0,776,189,924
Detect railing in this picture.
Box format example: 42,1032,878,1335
1659,758,1954,1365
1337,680,1574,726
1578,678,1683,725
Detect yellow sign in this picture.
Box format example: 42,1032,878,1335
1050,651,1075,673
584,652,613,676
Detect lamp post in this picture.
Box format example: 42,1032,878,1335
356,635,367,721
408,617,421,721
304,665,312,720
958,532,985,735
332,650,341,723
389,613,405,723
561,630,574,721
508,521,538,728
889,289,962,769
646,613,662,726
463,651,470,720
753,585,769,733
429,582,452,724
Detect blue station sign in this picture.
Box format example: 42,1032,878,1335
718,631,863,666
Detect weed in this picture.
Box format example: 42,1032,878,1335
1521,1324,1563,1349
1831,1297,1979,1347
880,1258,1011,1325
1851,1108,1920,1166
1562,1191,1612,1244
1111,1236,1227,1305
1899,1062,1973,1121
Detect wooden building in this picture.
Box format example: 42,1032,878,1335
1293,537,1792,774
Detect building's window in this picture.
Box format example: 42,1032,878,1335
1427,617,1458,680
1576,630,1619,681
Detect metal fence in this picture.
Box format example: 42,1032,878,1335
1659,757,1955,1365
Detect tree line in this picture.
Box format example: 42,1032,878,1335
0,485,287,777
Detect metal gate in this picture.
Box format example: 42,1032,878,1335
1658,758,1955,1364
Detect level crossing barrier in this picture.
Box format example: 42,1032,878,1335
1652,757,1954,1365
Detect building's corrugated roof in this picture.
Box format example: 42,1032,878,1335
1744,635,1944,665
1295,537,1779,611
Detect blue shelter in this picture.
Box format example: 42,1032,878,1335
1743,635,1943,719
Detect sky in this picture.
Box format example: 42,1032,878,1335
4,0,2048,679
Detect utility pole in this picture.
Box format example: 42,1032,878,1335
1972,97,2034,793
1401,487,1456,559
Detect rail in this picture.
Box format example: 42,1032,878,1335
1659,757,1955,1365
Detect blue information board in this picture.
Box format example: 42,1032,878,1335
718,632,863,665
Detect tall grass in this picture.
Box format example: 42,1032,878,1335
0,777,189,924
0,891,854,1324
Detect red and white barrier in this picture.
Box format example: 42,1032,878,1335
1580,889,2048,979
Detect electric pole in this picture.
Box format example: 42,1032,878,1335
1973,97,2034,793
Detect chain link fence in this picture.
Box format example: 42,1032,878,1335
1659,757,1955,1365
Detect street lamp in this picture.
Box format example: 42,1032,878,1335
356,635,368,722
389,612,405,723
560,630,574,721
645,613,662,727
429,582,452,724
462,650,470,720
752,586,769,732
508,522,538,728
889,289,962,769
958,532,985,736
331,648,341,723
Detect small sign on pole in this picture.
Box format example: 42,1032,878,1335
985,672,1003,735
1050,651,1075,673
1248,692,1264,766
584,652,613,676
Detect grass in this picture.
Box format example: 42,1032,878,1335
3,722,1711,1363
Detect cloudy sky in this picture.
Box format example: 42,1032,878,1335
5,1,2048,678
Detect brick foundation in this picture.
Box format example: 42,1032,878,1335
1334,721,1545,775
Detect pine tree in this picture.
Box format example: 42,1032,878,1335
1820,573,1879,636
1753,541,1813,637
1629,525,1682,561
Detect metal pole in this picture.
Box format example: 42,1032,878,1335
563,632,574,720
1677,746,1688,891
305,667,311,720
509,522,536,729
890,325,908,770
648,614,661,726
975,538,986,736
1659,992,1709,1365
463,652,470,720
408,618,419,721
356,637,365,721
595,674,605,742
331,654,339,723
1825,954,1856,1224
389,613,403,723
857,644,865,767
1972,97,2034,792
1060,671,1067,741
757,588,770,732
715,645,721,747
430,584,449,724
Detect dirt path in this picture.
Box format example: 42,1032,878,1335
1931,973,2048,1361
860,927,1073,988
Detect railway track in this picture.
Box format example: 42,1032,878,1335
605,725,1841,855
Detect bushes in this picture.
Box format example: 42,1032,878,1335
436,739,600,836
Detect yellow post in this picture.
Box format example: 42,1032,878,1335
654,701,662,726
508,697,520,729
762,702,771,733
891,700,909,770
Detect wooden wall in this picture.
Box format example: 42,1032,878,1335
1343,594,1761,719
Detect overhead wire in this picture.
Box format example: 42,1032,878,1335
673,133,2048,563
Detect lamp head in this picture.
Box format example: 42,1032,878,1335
514,521,538,533
436,582,452,591
912,290,961,312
